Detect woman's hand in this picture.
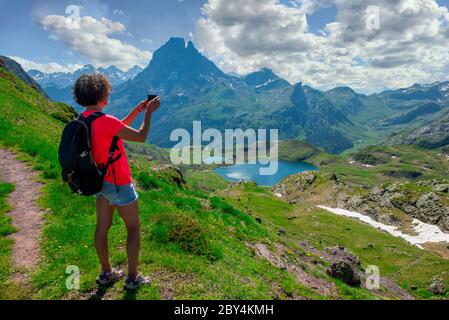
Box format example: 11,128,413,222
118,97,160,143
136,97,160,113
136,100,149,113
146,96,161,113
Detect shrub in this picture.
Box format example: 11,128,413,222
382,170,422,179
151,213,222,261
352,152,380,165
136,172,162,190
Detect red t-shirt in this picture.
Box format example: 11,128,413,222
82,110,133,186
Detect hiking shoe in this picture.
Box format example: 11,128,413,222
124,274,151,290
96,269,124,286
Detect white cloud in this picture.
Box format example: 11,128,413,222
196,0,449,93
296,0,334,14
39,15,152,70
9,56,83,73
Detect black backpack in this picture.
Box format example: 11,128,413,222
58,112,121,196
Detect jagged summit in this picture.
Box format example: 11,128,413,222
133,37,228,88
243,68,290,89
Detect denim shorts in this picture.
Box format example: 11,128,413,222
95,181,138,206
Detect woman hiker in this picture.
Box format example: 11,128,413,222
73,73,160,290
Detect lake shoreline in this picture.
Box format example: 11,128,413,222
214,160,318,187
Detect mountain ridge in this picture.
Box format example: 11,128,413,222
0,56,49,99
28,64,143,88
14,37,449,153
2,61,449,300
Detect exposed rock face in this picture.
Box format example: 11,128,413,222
273,171,316,194
251,243,339,298
342,181,449,232
387,109,449,149
428,279,446,295
415,192,446,224
273,169,449,232
327,261,361,287
325,246,362,287
433,184,449,193
325,246,361,267
273,171,347,205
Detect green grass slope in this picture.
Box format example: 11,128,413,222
311,145,449,188
217,183,449,299
0,67,357,300
1,66,448,300
278,139,321,162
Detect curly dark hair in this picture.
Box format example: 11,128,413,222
73,74,112,107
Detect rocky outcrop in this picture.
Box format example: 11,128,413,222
273,171,348,206
338,180,449,232
327,261,361,287
273,171,316,194
428,278,446,295
366,180,449,231
251,243,338,298
386,110,449,149
325,246,361,287
273,170,449,232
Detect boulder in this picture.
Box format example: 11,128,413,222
325,246,361,267
278,227,287,235
415,192,447,224
272,171,316,195
369,187,385,202
327,261,361,287
428,279,446,295
433,184,449,193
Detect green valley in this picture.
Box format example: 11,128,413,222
1,58,449,301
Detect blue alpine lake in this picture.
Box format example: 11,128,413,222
214,161,318,187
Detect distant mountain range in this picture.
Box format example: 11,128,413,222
27,64,143,105
29,64,143,88
19,37,449,153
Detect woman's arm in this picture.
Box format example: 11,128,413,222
117,97,161,143
121,100,147,126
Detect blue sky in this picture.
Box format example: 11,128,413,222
0,0,346,69
0,0,206,68
1,0,449,93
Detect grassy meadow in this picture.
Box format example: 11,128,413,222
1,67,448,300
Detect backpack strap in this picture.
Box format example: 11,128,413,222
79,112,122,193
106,136,122,167
78,112,105,142
106,136,122,193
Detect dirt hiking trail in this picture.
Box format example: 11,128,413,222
0,148,45,273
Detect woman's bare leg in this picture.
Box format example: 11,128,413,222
95,196,114,273
116,200,140,280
